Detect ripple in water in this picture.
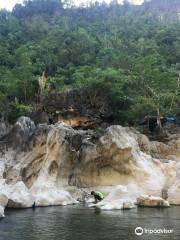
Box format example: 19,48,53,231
0,205,180,240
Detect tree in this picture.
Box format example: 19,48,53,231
0,0,179,124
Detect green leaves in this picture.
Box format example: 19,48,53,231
0,0,179,123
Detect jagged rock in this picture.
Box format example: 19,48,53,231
4,116,36,150
137,132,180,161
137,195,170,208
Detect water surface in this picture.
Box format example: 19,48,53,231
0,205,179,240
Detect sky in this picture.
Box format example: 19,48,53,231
0,0,144,11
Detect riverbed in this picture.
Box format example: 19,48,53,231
0,205,180,240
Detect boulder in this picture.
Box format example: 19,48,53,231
137,195,170,208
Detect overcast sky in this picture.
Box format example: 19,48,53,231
0,0,144,11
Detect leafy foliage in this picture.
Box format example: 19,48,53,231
0,0,180,123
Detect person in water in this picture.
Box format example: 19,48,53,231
91,191,104,203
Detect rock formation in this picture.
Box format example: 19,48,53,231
0,116,179,216
136,195,170,208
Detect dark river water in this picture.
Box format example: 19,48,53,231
0,205,179,240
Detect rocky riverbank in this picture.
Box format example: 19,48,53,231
0,117,179,217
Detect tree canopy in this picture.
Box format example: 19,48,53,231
0,0,180,124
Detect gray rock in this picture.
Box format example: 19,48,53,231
5,116,36,151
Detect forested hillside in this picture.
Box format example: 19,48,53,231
0,0,180,124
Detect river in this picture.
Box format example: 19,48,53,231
0,205,180,240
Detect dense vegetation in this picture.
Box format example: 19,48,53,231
0,0,180,124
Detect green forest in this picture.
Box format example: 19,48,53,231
0,0,180,124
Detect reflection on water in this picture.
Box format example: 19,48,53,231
0,205,180,240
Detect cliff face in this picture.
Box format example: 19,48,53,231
0,117,179,216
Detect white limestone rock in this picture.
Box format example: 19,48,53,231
7,182,35,208
137,195,170,208
0,118,180,212
31,185,77,206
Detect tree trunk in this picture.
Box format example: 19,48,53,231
157,106,162,131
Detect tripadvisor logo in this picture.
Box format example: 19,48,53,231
135,227,143,236
135,227,174,236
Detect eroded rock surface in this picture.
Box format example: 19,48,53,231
0,117,179,212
